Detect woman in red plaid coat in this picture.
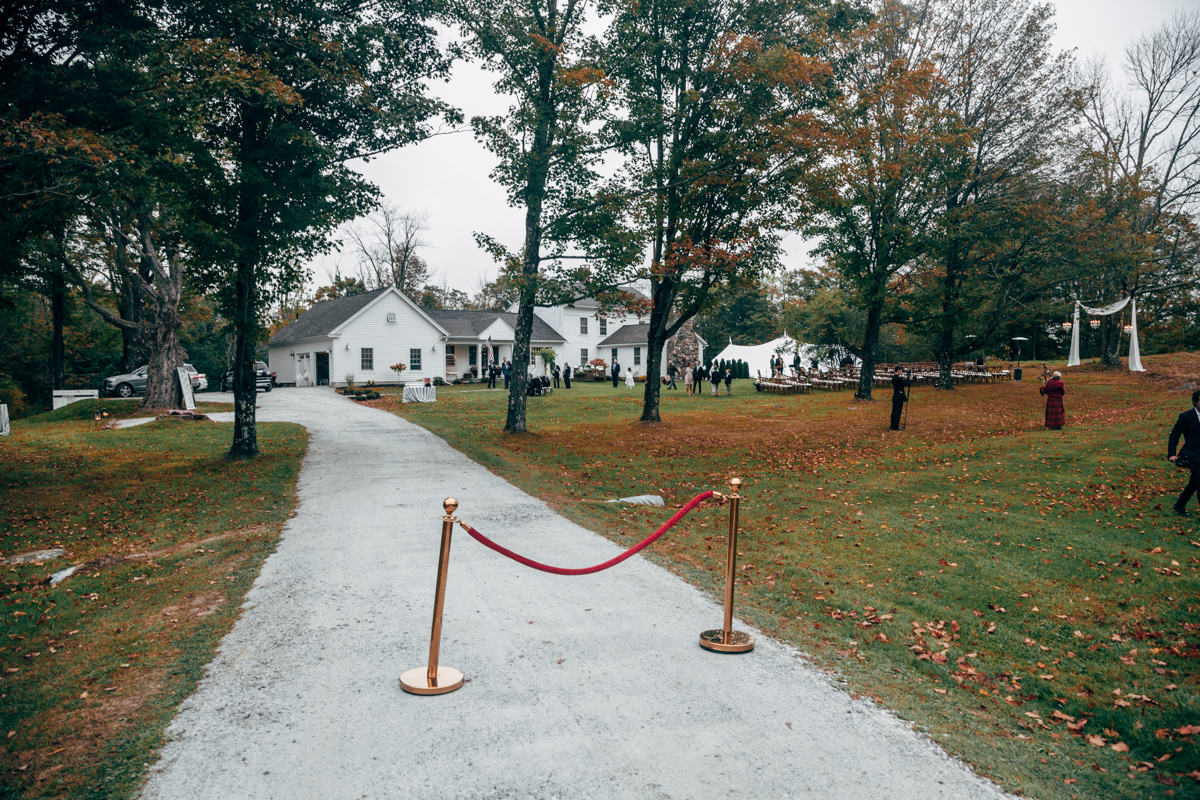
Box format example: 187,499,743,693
1039,371,1065,429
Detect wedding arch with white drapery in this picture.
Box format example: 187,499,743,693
1066,297,1143,371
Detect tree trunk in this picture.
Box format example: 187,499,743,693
229,260,259,457
48,267,66,391
934,238,961,390
118,273,145,371
139,293,187,411
639,284,672,423
1099,312,1121,367
855,303,883,400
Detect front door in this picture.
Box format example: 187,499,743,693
316,352,329,385
296,353,312,386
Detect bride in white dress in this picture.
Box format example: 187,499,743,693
625,366,636,389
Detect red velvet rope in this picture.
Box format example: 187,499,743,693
460,490,716,576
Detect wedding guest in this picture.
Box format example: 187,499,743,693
1039,370,1065,430
625,366,636,389
683,363,694,395
1168,390,1200,517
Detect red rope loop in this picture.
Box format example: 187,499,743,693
460,490,716,576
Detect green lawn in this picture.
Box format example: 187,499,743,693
1,400,306,799
377,357,1200,799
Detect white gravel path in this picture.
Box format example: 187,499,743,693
142,387,1012,800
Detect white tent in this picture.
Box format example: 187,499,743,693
711,334,847,377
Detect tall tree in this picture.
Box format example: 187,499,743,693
913,0,1077,388
181,0,456,456
446,0,607,433
1074,11,1200,366
599,0,839,421
803,0,956,399
346,204,432,295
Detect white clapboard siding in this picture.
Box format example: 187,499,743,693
334,291,444,385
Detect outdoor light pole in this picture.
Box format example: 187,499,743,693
1011,337,1028,381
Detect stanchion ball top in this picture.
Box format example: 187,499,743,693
443,497,459,515
729,477,743,490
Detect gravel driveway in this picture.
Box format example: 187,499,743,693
143,387,1011,800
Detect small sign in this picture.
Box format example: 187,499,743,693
177,367,197,411
0,404,8,436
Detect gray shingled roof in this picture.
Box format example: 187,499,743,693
424,309,564,342
269,288,391,344
598,322,652,347
268,289,566,345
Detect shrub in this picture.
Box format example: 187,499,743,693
432,376,446,386
0,372,29,419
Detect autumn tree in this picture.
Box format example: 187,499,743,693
180,0,456,456
596,0,840,421
907,0,1078,389
1072,11,1200,367
803,0,957,399
445,0,612,433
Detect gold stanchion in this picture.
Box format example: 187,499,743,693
400,498,465,695
699,478,754,653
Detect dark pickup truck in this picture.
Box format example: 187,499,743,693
219,361,276,393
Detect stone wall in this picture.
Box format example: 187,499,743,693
666,317,702,367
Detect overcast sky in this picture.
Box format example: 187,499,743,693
310,0,1192,295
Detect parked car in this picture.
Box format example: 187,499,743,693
104,365,201,398
219,361,275,393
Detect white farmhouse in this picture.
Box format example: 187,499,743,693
268,286,567,386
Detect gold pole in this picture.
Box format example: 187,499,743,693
699,478,754,653
400,498,465,695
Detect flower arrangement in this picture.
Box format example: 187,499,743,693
390,362,407,374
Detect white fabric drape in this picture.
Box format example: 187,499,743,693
1068,305,1082,366
1080,297,1130,316
1067,297,1143,372
1128,299,1144,371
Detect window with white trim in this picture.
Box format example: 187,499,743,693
634,347,641,365
611,348,617,362
599,319,607,335
361,348,374,370
580,348,588,364
580,317,588,335
409,348,422,370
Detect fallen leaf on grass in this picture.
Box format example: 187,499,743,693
1111,742,1130,753
1086,734,1107,747
933,688,947,694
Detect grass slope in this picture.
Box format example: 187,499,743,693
377,354,1200,800
1,401,306,799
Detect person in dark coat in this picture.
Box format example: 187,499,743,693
563,363,572,389
792,353,801,374
1168,390,1200,517
1039,371,1066,429
709,362,721,396
552,364,561,388
502,359,511,389
890,366,909,431
667,361,678,390
724,368,733,396
487,363,497,389
611,359,621,388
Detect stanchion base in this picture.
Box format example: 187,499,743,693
699,629,754,653
400,666,464,695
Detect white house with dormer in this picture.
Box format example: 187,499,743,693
268,286,567,386
509,293,707,378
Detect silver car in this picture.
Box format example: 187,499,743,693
103,365,201,398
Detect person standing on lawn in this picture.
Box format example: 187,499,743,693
724,368,733,396
1039,370,1066,430
611,359,621,388
683,363,694,395
563,363,572,389
625,366,636,389
552,364,561,389
710,363,721,396
1168,390,1200,517
487,362,497,389
502,359,511,389
889,366,909,431
667,361,678,390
